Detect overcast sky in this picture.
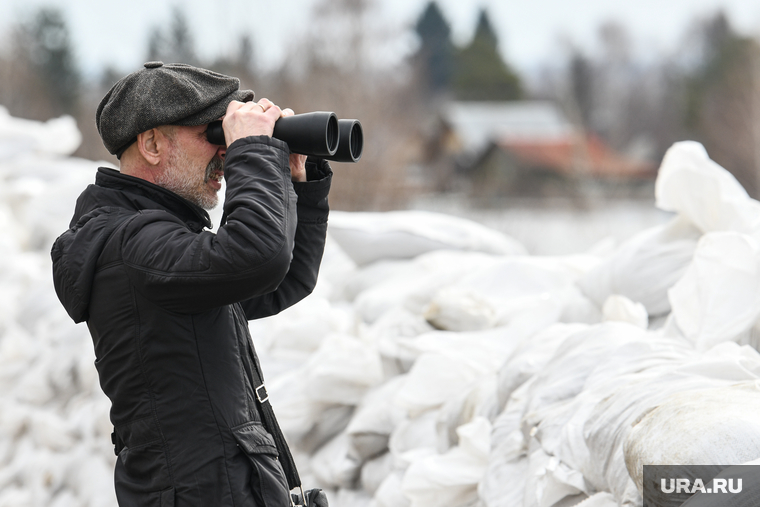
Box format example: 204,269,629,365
1,0,760,78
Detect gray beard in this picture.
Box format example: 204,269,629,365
157,153,224,210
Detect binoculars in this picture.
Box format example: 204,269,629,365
206,112,363,163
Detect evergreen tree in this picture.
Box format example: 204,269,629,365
414,1,455,93
681,12,760,196
21,8,81,116
569,52,594,127
452,9,522,101
683,12,744,133
145,7,199,65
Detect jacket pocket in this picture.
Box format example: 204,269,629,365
114,418,175,507
116,487,174,507
232,421,290,507
115,448,175,506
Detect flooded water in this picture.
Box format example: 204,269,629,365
409,194,673,255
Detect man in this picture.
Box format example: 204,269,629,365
51,62,331,506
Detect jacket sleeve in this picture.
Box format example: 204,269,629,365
118,136,300,314
240,158,332,320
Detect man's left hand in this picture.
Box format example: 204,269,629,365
281,108,307,182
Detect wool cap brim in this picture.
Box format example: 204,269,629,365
96,62,254,157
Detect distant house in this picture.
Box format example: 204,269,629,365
432,101,656,202
442,101,574,152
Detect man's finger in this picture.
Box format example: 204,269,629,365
225,100,245,115
257,98,274,110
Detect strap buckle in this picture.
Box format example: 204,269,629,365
111,430,125,456
290,486,306,507
255,384,269,404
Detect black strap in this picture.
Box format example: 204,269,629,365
246,341,302,491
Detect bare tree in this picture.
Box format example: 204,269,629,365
266,0,425,211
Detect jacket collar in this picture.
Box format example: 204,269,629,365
95,167,212,231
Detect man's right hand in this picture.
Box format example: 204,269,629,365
222,99,281,146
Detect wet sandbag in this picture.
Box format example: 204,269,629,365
625,380,760,507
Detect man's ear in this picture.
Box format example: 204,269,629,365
136,128,167,166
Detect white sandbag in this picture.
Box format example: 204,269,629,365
13,354,57,405
65,450,116,507
28,409,77,452
341,259,416,302
268,368,330,443
525,445,588,507
330,487,374,507
480,456,528,507
258,296,348,357
302,405,356,455
424,288,498,331
578,216,700,317
370,471,410,507
558,286,603,325
575,342,760,502
311,236,358,300
388,409,440,468
557,363,704,500
304,333,384,405
7,161,97,250
49,491,79,507
327,210,527,266
365,308,436,375
625,380,760,493
515,326,695,502
394,327,519,417
532,336,760,502
436,374,498,452
0,486,33,507
669,231,760,350
311,432,362,490
602,295,648,329
655,140,760,236
401,417,491,507
425,256,580,332
351,250,501,324
361,451,396,495
526,439,592,507
481,378,534,507
523,322,649,417
347,375,408,461
0,106,81,159
573,492,618,507
496,323,589,412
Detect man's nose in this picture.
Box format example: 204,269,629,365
217,145,226,160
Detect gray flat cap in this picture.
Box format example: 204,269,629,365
96,61,254,157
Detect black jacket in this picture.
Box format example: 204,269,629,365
51,136,331,507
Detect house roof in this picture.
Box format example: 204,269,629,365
495,135,656,178
442,101,574,153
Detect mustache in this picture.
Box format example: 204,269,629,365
204,156,224,182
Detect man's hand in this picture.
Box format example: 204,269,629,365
223,100,306,182
222,98,280,145
282,108,307,182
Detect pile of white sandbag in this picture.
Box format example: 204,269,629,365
0,107,117,507
1,105,760,507
255,141,760,507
